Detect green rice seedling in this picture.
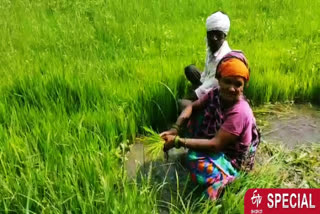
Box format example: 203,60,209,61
1,0,320,212
137,127,165,161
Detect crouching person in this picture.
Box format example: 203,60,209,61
160,51,260,200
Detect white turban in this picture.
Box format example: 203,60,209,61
206,12,230,35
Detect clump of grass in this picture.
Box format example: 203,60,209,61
137,127,165,160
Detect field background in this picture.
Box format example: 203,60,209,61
0,0,319,213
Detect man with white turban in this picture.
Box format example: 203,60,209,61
184,11,232,100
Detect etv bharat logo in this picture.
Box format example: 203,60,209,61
251,190,263,208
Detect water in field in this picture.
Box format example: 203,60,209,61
125,143,189,179
125,145,192,212
257,104,320,148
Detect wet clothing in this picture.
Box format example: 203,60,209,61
185,87,260,199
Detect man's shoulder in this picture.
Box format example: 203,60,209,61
216,41,232,60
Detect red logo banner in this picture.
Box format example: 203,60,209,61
244,189,320,214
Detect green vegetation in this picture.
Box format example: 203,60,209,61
0,0,319,212
136,127,165,161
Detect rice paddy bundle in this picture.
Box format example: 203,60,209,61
137,127,165,160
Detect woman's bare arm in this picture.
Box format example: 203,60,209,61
175,98,206,126
179,128,238,153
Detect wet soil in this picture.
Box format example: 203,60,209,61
255,103,320,148
125,144,189,183
125,145,191,213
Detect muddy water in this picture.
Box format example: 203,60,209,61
125,145,191,212
125,144,189,179
257,104,320,148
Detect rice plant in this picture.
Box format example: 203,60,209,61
137,127,165,161
0,0,319,212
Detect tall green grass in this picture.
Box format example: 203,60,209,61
0,0,319,212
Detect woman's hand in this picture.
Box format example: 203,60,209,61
161,134,176,152
160,128,178,138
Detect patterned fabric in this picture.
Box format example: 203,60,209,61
186,87,223,139
184,87,261,200
187,151,238,200
241,124,261,172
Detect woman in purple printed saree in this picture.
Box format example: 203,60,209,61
160,51,260,200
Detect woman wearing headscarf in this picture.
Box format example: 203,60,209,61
161,51,260,200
